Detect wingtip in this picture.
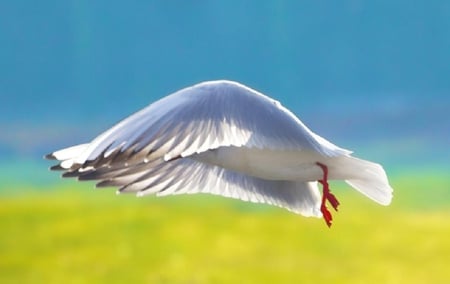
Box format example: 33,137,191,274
62,171,80,178
45,153,57,160
50,164,65,171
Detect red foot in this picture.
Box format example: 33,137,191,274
316,162,340,227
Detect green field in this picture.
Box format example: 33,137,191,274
1,172,449,283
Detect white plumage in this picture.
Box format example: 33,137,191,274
46,80,393,226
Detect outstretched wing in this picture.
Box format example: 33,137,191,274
50,80,349,172
69,155,322,217
46,80,350,218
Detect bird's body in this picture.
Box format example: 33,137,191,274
47,80,393,226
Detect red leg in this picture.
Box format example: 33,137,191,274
316,162,340,227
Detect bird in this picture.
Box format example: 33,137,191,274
46,80,393,227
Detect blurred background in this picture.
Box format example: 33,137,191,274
1,1,449,283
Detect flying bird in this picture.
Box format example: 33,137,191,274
46,80,393,226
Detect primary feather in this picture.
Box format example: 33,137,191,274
46,80,393,223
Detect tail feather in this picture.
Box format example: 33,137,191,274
329,156,393,205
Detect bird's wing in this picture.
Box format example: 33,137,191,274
54,81,349,171
75,156,322,218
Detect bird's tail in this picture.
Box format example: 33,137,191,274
329,155,393,205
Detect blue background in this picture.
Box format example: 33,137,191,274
1,1,449,185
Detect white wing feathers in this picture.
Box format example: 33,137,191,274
69,81,349,168
46,80,358,218
85,157,322,217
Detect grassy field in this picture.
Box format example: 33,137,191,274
1,173,449,283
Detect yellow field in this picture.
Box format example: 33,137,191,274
1,174,449,283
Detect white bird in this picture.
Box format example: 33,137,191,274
46,80,393,227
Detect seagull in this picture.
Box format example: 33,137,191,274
46,80,393,227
